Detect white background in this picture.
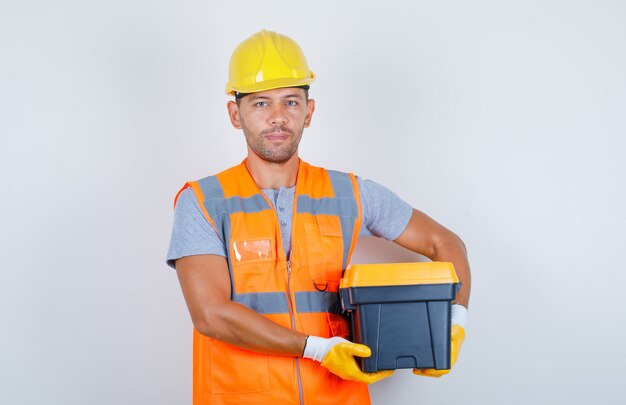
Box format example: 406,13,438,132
2,1,625,404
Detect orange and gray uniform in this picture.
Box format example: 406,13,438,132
176,160,370,405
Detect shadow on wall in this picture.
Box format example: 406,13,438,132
351,237,427,264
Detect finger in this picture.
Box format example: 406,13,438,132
413,372,442,378
341,343,372,358
364,370,394,384
413,368,448,378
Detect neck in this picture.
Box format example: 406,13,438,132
245,152,299,190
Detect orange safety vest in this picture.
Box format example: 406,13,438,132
177,160,370,405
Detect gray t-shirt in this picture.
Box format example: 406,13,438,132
166,177,412,268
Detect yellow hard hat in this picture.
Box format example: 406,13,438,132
225,29,315,96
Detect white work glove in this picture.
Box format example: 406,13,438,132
451,304,468,329
303,336,393,384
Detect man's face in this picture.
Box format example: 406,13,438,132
227,87,315,164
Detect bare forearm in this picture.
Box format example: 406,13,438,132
195,300,307,356
393,209,472,308
176,254,307,357
432,235,471,308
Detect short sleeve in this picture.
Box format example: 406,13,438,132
357,177,413,240
166,187,227,269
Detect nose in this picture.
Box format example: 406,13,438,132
267,103,287,125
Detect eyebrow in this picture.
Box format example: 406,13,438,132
248,93,304,102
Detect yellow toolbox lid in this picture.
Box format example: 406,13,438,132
340,262,459,288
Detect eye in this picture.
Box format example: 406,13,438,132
286,100,298,107
255,101,268,107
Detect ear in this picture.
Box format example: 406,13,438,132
227,100,242,129
303,98,316,128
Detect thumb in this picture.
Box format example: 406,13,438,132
341,342,372,358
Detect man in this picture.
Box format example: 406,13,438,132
167,29,471,405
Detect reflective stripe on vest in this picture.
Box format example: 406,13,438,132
231,290,344,315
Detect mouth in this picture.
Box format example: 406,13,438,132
264,131,290,141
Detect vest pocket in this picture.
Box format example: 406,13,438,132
210,339,270,393
315,213,342,238
231,239,274,263
304,216,344,291
230,239,277,292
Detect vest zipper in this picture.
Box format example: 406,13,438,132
286,261,295,331
263,184,304,404
287,260,305,405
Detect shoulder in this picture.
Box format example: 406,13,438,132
356,176,390,194
188,161,247,184
356,176,408,206
300,160,354,176
302,161,358,187
176,187,199,207
180,162,245,203
192,164,238,187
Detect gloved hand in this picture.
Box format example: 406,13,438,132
413,304,467,378
303,336,393,384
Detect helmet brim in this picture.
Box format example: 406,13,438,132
225,75,315,96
